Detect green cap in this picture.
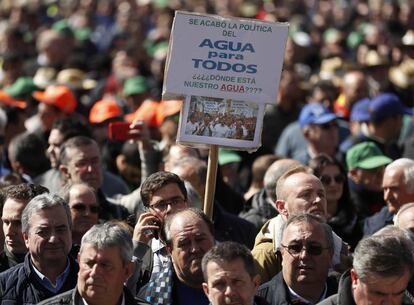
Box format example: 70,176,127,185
218,149,241,166
346,142,392,170
123,76,148,96
4,77,38,98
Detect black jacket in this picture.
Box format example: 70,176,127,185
363,206,394,236
0,246,25,273
239,189,278,232
37,286,149,305
257,271,338,305
0,254,78,305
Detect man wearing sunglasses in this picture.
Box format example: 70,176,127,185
319,234,413,305
60,183,99,258
257,214,337,305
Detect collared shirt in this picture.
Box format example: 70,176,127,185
287,283,327,305
82,293,125,305
31,258,71,294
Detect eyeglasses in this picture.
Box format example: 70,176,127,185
71,203,100,214
281,243,330,256
150,196,186,211
319,122,338,130
320,174,344,185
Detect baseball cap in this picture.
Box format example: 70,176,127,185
299,103,337,129
350,98,370,122
123,76,148,97
89,99,123,124
346,142,392,170
32,85,77,113
369,93,412,122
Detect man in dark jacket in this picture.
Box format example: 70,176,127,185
364,158,414,235
257,214,338,305
37,222,149,305
0,183,48,272
318,233,414,305
0,193,78,305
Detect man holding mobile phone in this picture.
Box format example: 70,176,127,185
127,171,188,293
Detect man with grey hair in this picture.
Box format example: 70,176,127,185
257,214,338,305
38,223,149,305
0,193,78,305
318,234,414,305
364,158,414,235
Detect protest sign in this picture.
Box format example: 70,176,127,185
163,11,288,104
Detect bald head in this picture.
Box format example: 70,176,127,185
276,171,327,219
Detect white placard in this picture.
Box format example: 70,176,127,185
163,11,288,104
177,95,264,149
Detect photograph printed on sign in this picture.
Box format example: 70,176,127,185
178,95,264,149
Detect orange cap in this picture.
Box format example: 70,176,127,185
89,99,123,124
32,85,77,113
124,100,159,127
0,91,27,109
156,100,182,126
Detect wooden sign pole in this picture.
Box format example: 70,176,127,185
203,145,218,220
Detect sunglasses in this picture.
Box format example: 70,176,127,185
71,203,99,214
320,174,344,185
281,243,330,256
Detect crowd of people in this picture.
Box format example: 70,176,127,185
0,0,414,305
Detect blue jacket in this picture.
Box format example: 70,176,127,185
0,254,78,305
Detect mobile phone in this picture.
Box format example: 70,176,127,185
144,220,160,239
108,122,136,141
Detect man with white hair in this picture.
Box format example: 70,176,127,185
364,158,414,235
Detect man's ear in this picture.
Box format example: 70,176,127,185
302,126,310,140
253,274,261,289
202,282,209,298
59,164,70,181
350,268,358,289
348,168,358,183
276,199,288,217
125,261,135,280
23,231,29,248
116,155,127,172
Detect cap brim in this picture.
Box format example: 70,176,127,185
313,113,337,125
358,155,392,169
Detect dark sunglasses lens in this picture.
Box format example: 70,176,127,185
288,244,303,254
334,175,344,183
307,245,323,255
90,206,99,214
320,176,332,185
72,204,86,212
